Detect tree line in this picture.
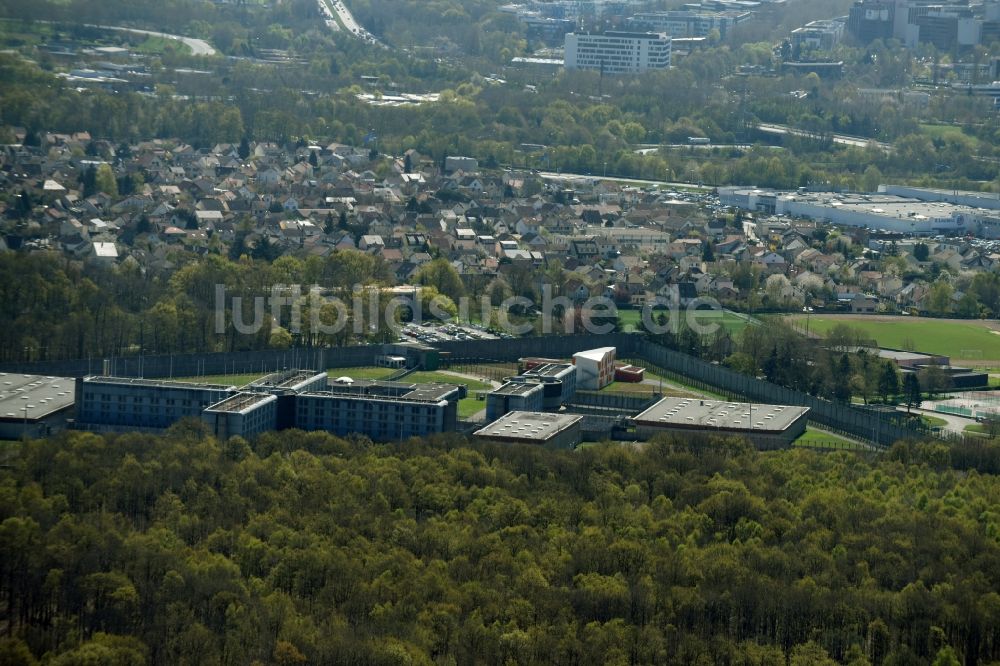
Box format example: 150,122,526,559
2,427,1000,664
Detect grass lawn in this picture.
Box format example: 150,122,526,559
618,308,753,334
794,427,863,450
404,371,491,391
175,373,265,386
134,35,191,55
921,414,949,428
403,371,493,420
328,366,398,381
604,380,657,393
801,316,1000,360
458,398,486,419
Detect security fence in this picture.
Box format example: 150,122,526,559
1,332,945,448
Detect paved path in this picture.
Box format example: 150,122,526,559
896,404,977,435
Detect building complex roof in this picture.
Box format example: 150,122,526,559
0,374,76,421
474,411,582,442
633,397,808,433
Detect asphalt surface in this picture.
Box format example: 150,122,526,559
86,24,216,56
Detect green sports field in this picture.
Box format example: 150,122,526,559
800,315,1000,361
618,308,755,334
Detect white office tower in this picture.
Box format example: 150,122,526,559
564,31,671,74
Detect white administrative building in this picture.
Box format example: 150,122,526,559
573,347,617,390
564,31,671,74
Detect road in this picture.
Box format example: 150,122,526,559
85,24,216,56
635,144,755,155
319,0,382,46
756,122,892,151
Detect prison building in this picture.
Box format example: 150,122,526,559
202,392,278,440
473,411,583,449
614,364,645,383
76,376,236,430
632,397,809,449
520,362,578,408
246,369,328,394
573,347,617,390
0,373,76,439
294,382,460,440
486,381,545,421
519,357,566,373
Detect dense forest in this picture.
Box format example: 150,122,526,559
2,427,1000,664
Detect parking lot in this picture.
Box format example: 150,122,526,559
400,322,504,344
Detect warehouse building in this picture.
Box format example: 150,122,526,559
473,411,583,449
633,397,809,449
718,186,1000,237
0,373,76,439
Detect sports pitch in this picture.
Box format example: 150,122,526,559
798,315,1000,361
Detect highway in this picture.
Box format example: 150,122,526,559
756,122,892,151
318,0,382,46
85,24,216,56
537,170,714,191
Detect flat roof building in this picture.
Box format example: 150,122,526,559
521,362,578,408
77,376,237,431
627,10,752,39
73,371,464,441
247,370,328,394
296,381,460,440
718,186,1000,238
474,411,583,449
0,373,76,439
486,381,545,421
791,19,846,51
203,392,278,440
564,31,671,74
633,397,809,449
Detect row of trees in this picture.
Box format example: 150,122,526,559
2,427,999,664
652,318,947,407
0,249,405,362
